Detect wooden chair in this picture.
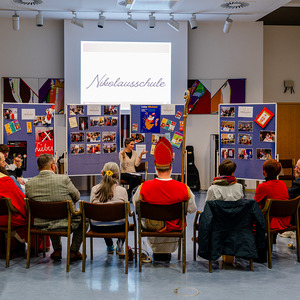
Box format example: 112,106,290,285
25,198,74,272
120,161,148,186
79,201,137,274
0,197,22,268
193,210,201,261
279,159,296,185
262,196,300,269
136,200,187,273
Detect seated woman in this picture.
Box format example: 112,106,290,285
119,137,147,200
255,159,289,230
90,162,128,256
206,159,244,202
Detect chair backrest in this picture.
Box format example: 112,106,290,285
136,162,148,181
265,196,300,218
81,201,127,222
25,198,70,220
279,159,296,182
137,201,187,221
0,198,9,216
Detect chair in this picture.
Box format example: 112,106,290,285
120,161,148,186
193,210,201,261
279,159,296,185
136,200,187,273
79,201,137,274
197,200,265,272
262,196,300,269
25,198,74,272
0,197,22,268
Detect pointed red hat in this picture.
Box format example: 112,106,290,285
154,137,173,167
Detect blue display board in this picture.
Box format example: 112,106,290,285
219,103,277,180
67,104,121,176
130,105,185,174
2,103,55,178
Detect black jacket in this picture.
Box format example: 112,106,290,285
198,199,266,261
289,178,300,199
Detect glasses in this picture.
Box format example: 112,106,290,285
295,165,300,170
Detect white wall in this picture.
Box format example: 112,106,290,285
264,26,300,102
187,22,264,189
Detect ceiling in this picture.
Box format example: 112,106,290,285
0,0,297,23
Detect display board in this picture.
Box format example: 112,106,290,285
2,103,55,178
66,104,121,175
130,105,185,174
219,103,277,180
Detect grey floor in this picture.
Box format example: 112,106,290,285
1,191,300,300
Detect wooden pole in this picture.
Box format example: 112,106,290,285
181,90,190,183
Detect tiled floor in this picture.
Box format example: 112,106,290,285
1,191,300,300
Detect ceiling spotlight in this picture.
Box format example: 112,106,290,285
189,14,198,30
223,16,233,33
12,11,20,31
71,12,84,28
98,12,105,28
149,12,155,29
36,11,43,27
125,13,137,31
167,14,179,31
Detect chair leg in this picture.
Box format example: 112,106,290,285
178,238,181,260
82,234,86,272
42,236,46,258
267,232,272,269
66,234,70,273
209,260,212,273
35,235,38,257
134,228,137,264
249,259,253,271
138,233,142,272
182,236,186,274
296,227,300,263
90,238,93,261
193,236,196,261
125,235,128,274
6,231,11,268
26,231,31,269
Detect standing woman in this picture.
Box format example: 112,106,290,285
119,138,147,200
90,162,128,256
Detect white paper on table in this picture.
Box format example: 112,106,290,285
22,109,35,120
87,105,101,115
238,106,253,118
161,104,175,115
136,144,147,159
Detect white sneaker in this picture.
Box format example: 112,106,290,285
116,240,125,258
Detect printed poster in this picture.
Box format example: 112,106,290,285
35,127,54,157
140,105,160,133
7,141,27,170
171,132,183,148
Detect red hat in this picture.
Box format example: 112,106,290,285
154,137,173,167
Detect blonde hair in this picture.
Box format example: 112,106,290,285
94,162,119,203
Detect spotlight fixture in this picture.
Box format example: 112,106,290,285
223,16,233,33
71,12,84,28
189,14,198,30
12,11,20,31
167,14,179,31
98,12,105,28
125,13,137,31
36,11,43,27
149,12,155,29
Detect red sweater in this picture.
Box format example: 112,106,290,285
139,178,190,232
255,179,289,230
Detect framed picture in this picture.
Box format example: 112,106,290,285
254,107,274,128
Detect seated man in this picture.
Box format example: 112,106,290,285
288,158,300,199
132,137,197,262
25,153,85,261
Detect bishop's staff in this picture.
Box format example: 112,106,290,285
181,89,190,183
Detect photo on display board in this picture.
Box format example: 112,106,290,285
131,133,145,144
102,131,116,142
86,132,101,142
69,105,84,115
221,133,235,145
33,116,46,126
104,116,118,126
256,148,272,160
221,148,235,159
7,141,27,170
104,105,118,115
90,117,104,127
87,144,101,154
220,106,235,118
260,131,275,142
78,117,88,130
238,134,253,145
220,121,235,132
103,143,117,153
3,108,17,119
151,134,165,145
238,121,253,132
70,144,85,154
238,148,253,160
71,132,84,143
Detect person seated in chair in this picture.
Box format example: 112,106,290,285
206,159,244,202
288,158,300,199
132,137,197,262
25,153,85,261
